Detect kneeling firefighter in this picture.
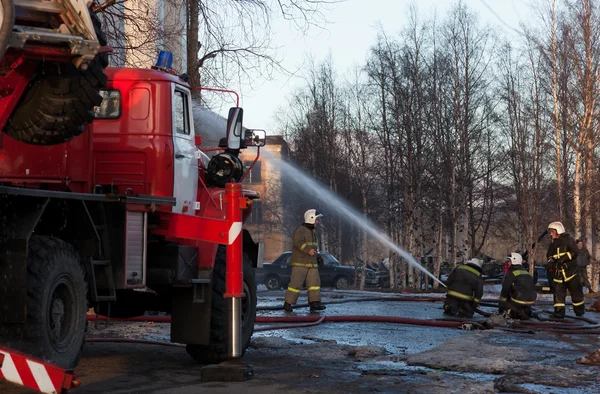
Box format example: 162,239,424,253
283,209,326,313
546,221,585,317
499,253,537,320
443,257,485,318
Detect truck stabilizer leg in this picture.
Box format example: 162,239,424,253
201,183,254,382
0,345,78,394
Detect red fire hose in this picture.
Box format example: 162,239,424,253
85,337,185,347
85,313,471,348
87,313,466,328
254,316,326,332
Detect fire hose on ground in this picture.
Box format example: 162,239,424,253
84,313,489,347
86,313,475,329
84,294,600,348
257,295,503,311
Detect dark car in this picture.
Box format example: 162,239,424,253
261,251,379,290
534,265,552,293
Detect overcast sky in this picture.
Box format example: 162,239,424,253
218,0,535,135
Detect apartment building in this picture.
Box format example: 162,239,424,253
100,0,187,71
239,136,293,263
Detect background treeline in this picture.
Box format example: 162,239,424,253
275,0,600,291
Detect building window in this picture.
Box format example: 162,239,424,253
244,160,262,183
248,201,263,225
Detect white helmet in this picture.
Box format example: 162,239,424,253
304,209,323,224
468,257,483,268
548,221,565,235
509,253,523,266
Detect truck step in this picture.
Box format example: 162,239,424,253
92,259,110,267
190,279,211,284
94,295,117,302
85,257,116,303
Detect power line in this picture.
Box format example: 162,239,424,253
479,0,527,37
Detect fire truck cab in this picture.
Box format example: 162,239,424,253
0,50,266,379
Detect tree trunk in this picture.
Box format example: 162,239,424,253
551,0,564,221
359,190,368,291
186,0,200,93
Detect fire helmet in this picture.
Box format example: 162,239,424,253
304,209,323,224
509,253,523,266
468,257,483,268
548,221,565,235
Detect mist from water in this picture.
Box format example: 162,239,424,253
261,150,446,288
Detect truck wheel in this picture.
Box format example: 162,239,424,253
186,245,257,364
3,8,108,145
265,274,282,290
0,236,88,368
334,275,350,290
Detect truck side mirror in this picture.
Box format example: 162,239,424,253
244,129,266,147
226,107,243,150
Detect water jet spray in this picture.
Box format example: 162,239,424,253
262,151,446,288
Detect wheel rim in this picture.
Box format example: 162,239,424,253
266,277,279,289
337,277,349,290
47,274,76,353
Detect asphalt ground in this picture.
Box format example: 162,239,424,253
2,286,599,394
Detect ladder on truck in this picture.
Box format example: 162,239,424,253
0,345,78,393
5,0,100,67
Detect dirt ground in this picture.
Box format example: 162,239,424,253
2,289,600,394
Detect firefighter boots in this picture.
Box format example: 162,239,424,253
283,302,293,312
310,301,326,312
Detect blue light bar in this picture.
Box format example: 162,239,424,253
156,51,173,69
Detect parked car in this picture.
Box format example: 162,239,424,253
260,251,380,290
534,265,552,293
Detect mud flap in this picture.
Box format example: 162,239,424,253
243,229,263,268
170,285,212,344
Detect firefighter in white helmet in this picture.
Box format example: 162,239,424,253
546,221,584,318
498,253,537,320
283,209,326,313
442,257,485,318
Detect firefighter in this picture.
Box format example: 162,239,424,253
546,221,585,318
443,257,484,318
283,209,326,313
498,253,537,320
576,238,594,293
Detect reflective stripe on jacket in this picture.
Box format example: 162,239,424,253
500,265,537,306
546,234,579,282
446,263,484,305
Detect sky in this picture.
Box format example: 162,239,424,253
214,0,537,135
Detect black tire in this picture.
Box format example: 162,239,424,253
186,245,257,364
265,274,282,291
334,275,350,290
0,236,88,368
3,7,108,145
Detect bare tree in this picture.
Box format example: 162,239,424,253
186,0,343,102
95,0,186,67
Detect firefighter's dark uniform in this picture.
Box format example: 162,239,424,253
499,264,537,320
284,223,322,305
443,263,484,318
547,233,585,317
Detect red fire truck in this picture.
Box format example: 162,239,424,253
1,1,265,392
